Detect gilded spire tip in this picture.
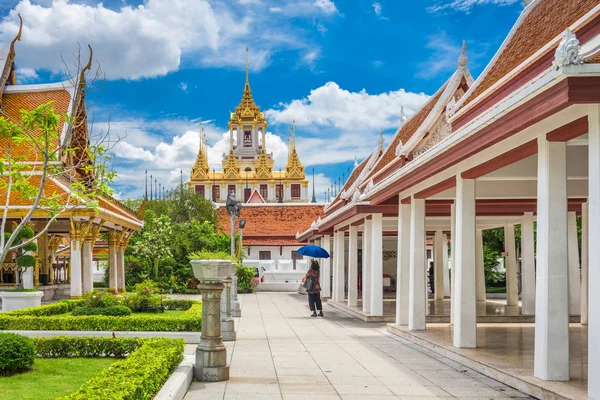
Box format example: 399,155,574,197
245,46,249,85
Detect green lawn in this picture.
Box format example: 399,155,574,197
0,358,115,400
55,310,187,318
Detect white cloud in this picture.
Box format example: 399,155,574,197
0,0,327,80
178,82,188,92
266,81,429,131
372,60,384,68
372,2,388,19
415,31,461,79
314,0,338,14
269,6,282,12
428,0,519,13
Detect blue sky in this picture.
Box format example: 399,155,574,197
0,0,524,201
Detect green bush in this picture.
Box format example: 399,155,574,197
0,302,203,332
236,264,256,293
93,282,107,288
162,299,193,311
57,338,185,400
82,290,120,308
188,251,233,260
3,300,82,317
0,333,35,376
72,306,132,317
33,336,142,358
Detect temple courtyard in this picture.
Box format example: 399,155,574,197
183,292,531,400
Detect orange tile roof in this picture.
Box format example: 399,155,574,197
368,87,446,179
461,0,598,110
245,237,306,246
1,90,72,160
0,176,72,206
216,205,325,239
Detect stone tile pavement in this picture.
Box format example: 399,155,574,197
184,292,530,400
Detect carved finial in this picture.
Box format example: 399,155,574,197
79,44,93,88
245,46,249,85
400,106,407,123
377,128,384,151
199,122,204,153
458,40,468,69
446,96,457,120
9,13,22,55
552,28,584,70
354,156,358,168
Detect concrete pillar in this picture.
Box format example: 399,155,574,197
108,232,119,292
333,230,345,302
82,240,93,294
450,203,456,325
475,229,486,303
454,176,477,348
534,137,569,381
348,225,359,307
434,230,444,300
362,219,372,313
567,211,581,316
581,202,588,324
117,246,126,292
588,107,600,397
69,237,82,298
322,235,331,298
396,202,411,325
505,224,518,307
443,233,450,297
220,277,235,341
370,214,384,316
409,198,426,331
521,212,536,316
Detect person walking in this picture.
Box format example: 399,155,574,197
304,260,323,317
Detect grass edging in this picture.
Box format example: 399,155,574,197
0,300,202,332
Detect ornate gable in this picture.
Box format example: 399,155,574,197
223,150,240,179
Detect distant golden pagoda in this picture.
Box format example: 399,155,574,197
189,48,309,203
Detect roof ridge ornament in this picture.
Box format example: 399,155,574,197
354,156,359,168
400,106,407,123
458,40,468,70
377,128,384,151
552,28,584,70
1,13,23,94
395,139,404,157
446,95,457,119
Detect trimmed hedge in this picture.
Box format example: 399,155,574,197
56,338,185,400
0,333,35,375
72,306,132,317
34,337,143,358
0,301,203,332
162,299,194,311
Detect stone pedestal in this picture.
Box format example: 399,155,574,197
231,274,241,317
220,277,236,341
0,290,44,311
194,282,230,382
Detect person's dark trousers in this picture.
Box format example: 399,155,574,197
308,293,322,311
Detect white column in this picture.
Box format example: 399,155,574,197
434,230,444,300
333,231,345,302
567,211,581,316
322,235,331,298
521,212,536,316
450,203,456,325
69,238,82,298
581,202,588,324
454,176,477,348
588,107,600,398
82,241,93,294
118,246,126,292
443,233,450,297
397,203,411,325
108,233,118,293
409,198,426,330
370,214,384,316
348,225,359,307
534,137,569,381
475,229,486,302
362,219,372,313
505,224,518,307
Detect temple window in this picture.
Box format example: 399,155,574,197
259,251,271,260
195,185,205,198
228,185,236,196
244,131,252,147
244,187,251,202
260,184,268,199
212,185,220,202
291,184,301,199
276,184,283,200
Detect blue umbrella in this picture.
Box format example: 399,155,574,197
297,245,330,258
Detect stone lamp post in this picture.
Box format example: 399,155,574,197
221,276,236,341
191,259,235,382
226,195,243,317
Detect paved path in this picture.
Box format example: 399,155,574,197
184,292,530,400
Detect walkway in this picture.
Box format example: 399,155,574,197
184,292,530,400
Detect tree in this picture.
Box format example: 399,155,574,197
143,184,215,224
130,210,173,279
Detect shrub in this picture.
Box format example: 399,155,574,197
121,292,164,313
82,290,120,308
57,338,185,400
0,333,35,375
188,251,233,260
162,299,193,311
0,302,203,332
3,300,82,317
93,282,107,288
236,264,257,293
72,306,132,317
33,336,142,358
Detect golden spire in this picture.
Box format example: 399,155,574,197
191,122,209,180
245,46,249,89
286,120,305,179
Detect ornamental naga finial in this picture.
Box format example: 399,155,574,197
552,28,584,70
458,40,468,69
